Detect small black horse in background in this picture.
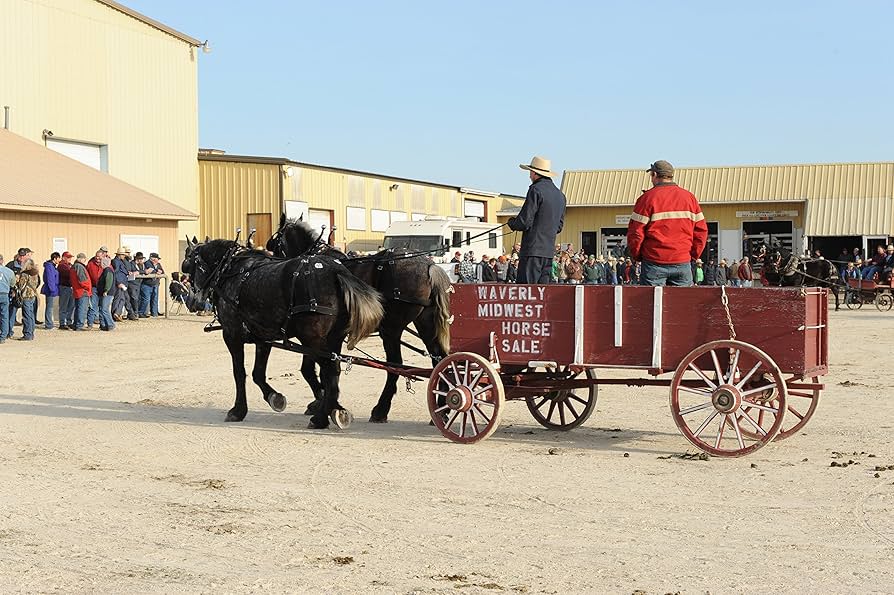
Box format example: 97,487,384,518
182,237,384,429
267,215,452,423
759,241,841,310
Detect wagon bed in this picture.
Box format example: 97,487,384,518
427,284,828,456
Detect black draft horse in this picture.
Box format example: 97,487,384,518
266,215,452,423
182,237,384,429
759,241,841,311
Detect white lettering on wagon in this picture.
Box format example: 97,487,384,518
474,285,551,355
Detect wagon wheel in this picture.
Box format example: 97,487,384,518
525,367,598,431
875,293,893,312
669,340,787,457
735,375,820,442
427,352,504,444
845,290,863,310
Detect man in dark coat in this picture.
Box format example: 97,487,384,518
508,156,566,284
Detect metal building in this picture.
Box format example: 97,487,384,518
198,151,522,253
559,162,894,262
0,0,202,260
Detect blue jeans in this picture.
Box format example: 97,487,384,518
99,294,116,329
0,295,8,341
7,301,18,338
863,266,881,280
150,284,160,316
139,284,152,315
21,298,35,339
44,295,57,329
73,295,88,330
87,291,99,325
59,286,73,326
640,260,694,287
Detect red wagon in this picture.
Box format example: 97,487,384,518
426,284,828,457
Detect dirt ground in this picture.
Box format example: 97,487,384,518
1,306,893,594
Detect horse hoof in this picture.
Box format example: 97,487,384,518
225,412,246,422
369,416,388,424
304,400,320,416
268,392,287,412
331,409,354,430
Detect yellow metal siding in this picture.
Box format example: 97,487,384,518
0,0,199,237
805,197,893,236
198,161,280,240
0,210,178,264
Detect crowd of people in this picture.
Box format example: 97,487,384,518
836,245,894,283
1,245,166,342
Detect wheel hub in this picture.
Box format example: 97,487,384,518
712,385,741,414
445,385,474,412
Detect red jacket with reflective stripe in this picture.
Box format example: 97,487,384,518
626,182,708,265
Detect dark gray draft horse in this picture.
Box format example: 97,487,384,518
266,215,452,423
182,237,384,429
759,241,841,310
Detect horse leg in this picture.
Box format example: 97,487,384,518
300,355,324,415
413,315,449,426
369,329,403,423
223,332,249,422
251,343,287,412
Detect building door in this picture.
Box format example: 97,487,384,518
247,213,272,248
742,220,794,270
600,227,628,258
581,232,597,256
308,209,334,245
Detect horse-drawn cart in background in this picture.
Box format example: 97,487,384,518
844,277,893,311
426,284,828,457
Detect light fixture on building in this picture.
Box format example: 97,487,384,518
201,40,211,54
283,166,294,177
390,183,399,191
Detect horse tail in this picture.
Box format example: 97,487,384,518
337,271,384,350
428,264,452,354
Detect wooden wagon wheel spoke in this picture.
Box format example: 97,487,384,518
670,340,786,457
472,403,492,424
525,367,598,431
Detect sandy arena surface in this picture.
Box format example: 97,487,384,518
1,306,893,594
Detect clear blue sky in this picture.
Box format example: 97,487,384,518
127,0,893,196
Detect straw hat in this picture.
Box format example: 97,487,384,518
887,244,894,251
115,246,127,255
519,156,555,178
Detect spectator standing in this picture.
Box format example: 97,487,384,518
41,252,61,330
737,257,752,287
494,256,508,282
481,258,498,283
565,255,583,284
604,257,617,285
507,254,518,283
146,253,164,316
57,252,74,329
0,255,13,343
729,259,740,287
86,250,104,327
15,259,40,340
125,248,142,320
627,160,708,286
716,259,729,286
70,253,93,331
111,247,131,321
6,247,29,335
133,252,149,316
616,257,628,285
508,156,567,283
703,258,718,285
627,258,639,284
96,256,116,331
694,259,705,284
458,254,475,283
583,255,603,284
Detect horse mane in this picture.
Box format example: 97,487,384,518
282,217,324,254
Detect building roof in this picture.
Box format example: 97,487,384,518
198,151,505,196
0,130,197,221
562,162,894,207
95,0,202,46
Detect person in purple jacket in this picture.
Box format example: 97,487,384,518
40,252,61,330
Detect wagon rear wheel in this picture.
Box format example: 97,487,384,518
875,293,893,312
427,352,504,444
525,367,597,430
669,340,786,457
845,291,863,309
735,376,820,441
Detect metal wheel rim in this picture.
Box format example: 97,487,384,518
525,367,598,431
427,352,504,444
669,340,787,457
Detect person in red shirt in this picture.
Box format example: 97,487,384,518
627,160,708,286
69,253,93,331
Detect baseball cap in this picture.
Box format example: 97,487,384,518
17,247,31,256
61,251,73,259
149,252,161,259
76,252,87,259
99,245,109,253
647,160,674,178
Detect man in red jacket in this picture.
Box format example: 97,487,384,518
627,160,708,286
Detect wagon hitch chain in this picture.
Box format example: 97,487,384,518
720,285,737,340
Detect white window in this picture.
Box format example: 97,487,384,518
120,234,159,259
47,138,108,172
390,211,408,223
348,176,365,207
284,200,308,222
411,213,427,221
347,206,366,230
371,209,390,232
464,199,486,221
52,238,67,254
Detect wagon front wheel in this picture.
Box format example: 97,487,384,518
875,293,893,312
669,340,787,457
427,352,504,444
526,367,598,430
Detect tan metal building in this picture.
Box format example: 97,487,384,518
559,162,894,262
198,151,522,253
0,0,201,259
